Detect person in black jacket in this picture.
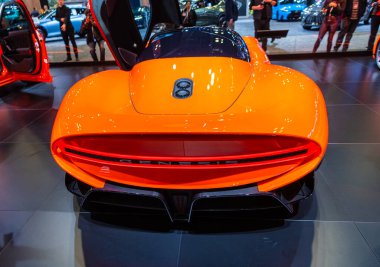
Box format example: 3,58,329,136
333,0,367,52
312,0,346,53
181,1,197,27
55,0,78,61
249,0,277,51
225,0,239,30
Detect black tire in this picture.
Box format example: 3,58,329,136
303,25,312,30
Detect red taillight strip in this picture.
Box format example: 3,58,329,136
52,135,321,170
61,142,314,162
55,144,320,170
65,146,308,164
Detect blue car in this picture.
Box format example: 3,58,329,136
272,0,307,21
33,5,86,39
301,0,327,30
133,6,150,28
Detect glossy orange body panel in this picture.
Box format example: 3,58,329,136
130,57,252,114
51,36,328,193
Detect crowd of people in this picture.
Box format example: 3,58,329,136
48,0,105,62
35,0,379,62
311,0,380,52
179,0,380,53
246,0,380,53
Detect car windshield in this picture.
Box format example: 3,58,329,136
137,26,250,63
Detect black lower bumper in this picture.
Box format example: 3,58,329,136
65,173,314,222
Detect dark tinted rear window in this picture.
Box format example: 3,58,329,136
137,26,250,63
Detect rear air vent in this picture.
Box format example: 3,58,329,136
53,134,320,168
52,134,321,188
63,146,308,166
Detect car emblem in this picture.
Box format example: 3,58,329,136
173,78,193,99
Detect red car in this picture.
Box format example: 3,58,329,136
0,0,51,87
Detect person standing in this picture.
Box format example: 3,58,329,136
367,0,380,51
181,1,197,27
55,0,78,61
225,0,239,30
249,0,277,51
333,0,367,52
312,0,346,53
30,8,39,17
83,2,105,61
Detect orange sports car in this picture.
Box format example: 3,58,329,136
374,35,380,69
51,0,328,222
0,0,51,87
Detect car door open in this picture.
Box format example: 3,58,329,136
0,0,51,86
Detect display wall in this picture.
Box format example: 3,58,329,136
24,0,373,63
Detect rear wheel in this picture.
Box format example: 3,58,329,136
376,42,380,70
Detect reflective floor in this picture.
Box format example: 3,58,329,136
1,57,380,267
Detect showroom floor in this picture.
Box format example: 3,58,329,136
1,57,380,267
